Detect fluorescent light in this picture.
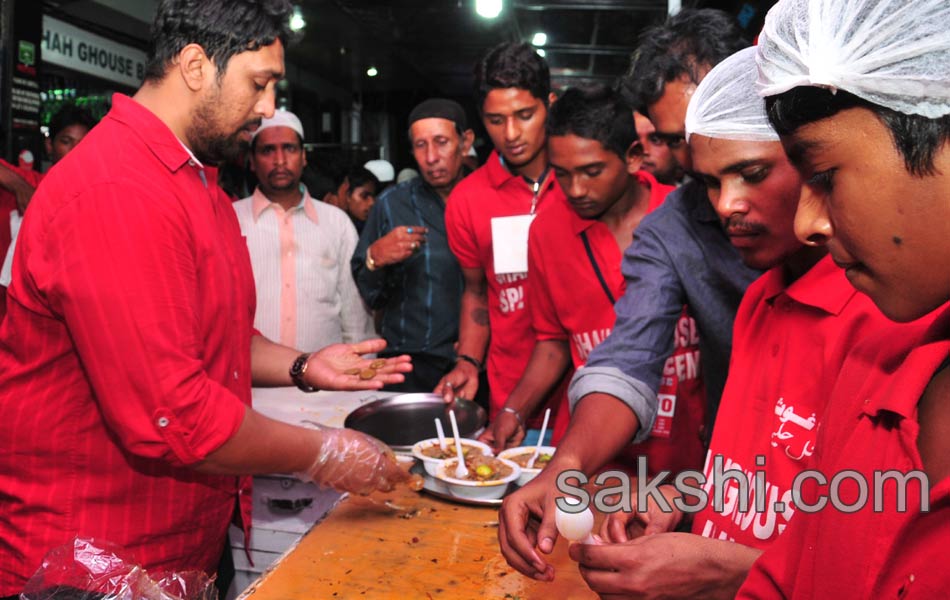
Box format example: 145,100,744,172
476,0,503,19
532,32,547,46
290,6,306,31
367,66,378,77
536,49,546,58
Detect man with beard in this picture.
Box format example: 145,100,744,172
234,109,374,352
0,1,411,597
352,98,473,392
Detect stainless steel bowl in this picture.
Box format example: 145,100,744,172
343,393,487,452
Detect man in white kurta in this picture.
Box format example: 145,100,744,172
234,109,374,351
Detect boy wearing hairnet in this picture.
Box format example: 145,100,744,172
738,0,950,597
569,46,893,600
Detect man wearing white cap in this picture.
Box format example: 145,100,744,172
234,108,374,352
364,158,395,192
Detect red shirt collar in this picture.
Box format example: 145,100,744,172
864,303,950,418
107,93,202,175
759,254,857,316
568,170,670,236
486,148,557,195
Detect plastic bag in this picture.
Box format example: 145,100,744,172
20,538,217,600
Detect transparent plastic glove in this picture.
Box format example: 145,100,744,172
298,428,411,495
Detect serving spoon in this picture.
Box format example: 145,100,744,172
526,407,551,469
448,409,469,479
434,417,448,452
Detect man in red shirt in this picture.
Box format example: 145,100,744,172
0,1,410,596
0,104,96,317
480,84,705,481
571,46,893,599
735,0,950,597
439,42,567,435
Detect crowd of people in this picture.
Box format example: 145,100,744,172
1,0,948,598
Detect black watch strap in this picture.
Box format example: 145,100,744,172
290,353,317,392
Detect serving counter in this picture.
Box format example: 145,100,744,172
237,387,595,599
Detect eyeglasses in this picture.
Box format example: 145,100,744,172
646,132,687,150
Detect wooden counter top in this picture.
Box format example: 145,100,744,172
241,484,596,600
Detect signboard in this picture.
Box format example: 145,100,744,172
41,16,146,88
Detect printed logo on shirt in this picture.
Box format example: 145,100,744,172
572,328,612,363
697,452,795,543
496,272,528,315
771,397,817,461
660,314,701,386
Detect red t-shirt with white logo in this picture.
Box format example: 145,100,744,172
529,171,705,475
737,304,949,599
692,255,892,549
445,150,567,425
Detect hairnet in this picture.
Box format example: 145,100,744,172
685,47,778,143
756,0,950,118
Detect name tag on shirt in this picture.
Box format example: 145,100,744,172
651,393,676,439
491,214,534,275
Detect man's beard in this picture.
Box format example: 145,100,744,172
187,89,257,164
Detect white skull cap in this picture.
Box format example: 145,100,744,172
364,159,395,183
685,47,779,143
756,0,950,119
253,108,304,140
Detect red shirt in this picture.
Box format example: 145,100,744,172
737,304,949,599
529,172,704,474
0,158,44,320
0,94,254,594
692,255,891,549
445,150,567,425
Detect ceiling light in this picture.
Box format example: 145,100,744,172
476,0,503,19
290,6,306,31
532,32,547,46
536,49,546,58
367,66,378,77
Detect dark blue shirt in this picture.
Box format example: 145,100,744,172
352,177,463,360
569,179,762,442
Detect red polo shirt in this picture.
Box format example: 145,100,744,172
0,158,44,319
445,150,568,425
692,255,891,549
0,94,254,594
529,172,705,474
737,304,949,599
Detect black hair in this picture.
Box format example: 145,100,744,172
144,0,296,82
618,8,748,115
342,166,380,191
49,103,97,140
474,42,551,112
546,85,637,161
766,87,950,178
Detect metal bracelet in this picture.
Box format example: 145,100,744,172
501,406,524,429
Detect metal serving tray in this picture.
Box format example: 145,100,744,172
343,393,487,452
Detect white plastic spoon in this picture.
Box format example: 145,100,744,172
434,418,448,453
526,407,551,469
448,409,469,479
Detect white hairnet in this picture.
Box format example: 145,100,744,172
756,0,950,119
685,47,779,143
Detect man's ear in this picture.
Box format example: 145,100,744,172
44,137,53,159
625,140,644,175
548,92,558,106
338,179,351,201
460,129,475,155
177,43,214,92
